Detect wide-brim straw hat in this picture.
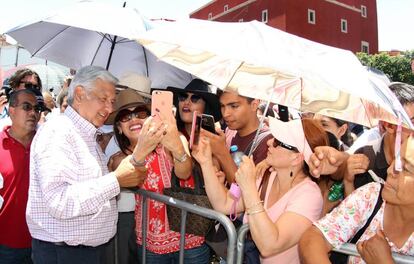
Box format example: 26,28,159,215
105,74,151,125
167,78,222,121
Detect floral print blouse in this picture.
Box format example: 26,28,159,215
314,182,414,264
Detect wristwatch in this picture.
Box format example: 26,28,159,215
129,155,146,167
173,152,188,163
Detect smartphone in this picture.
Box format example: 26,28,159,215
201,114,216,134
151,90,173,121
189,111,201,149
278,105,289,122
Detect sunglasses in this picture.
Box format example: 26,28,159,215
118,106,150,123
273,138,299,152
16,102,43,113
20,82,40,90
177,93,203,103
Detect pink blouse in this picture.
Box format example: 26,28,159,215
244,172,323,264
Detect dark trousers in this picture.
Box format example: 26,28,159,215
0,244,32,264
31,238,106,264
117,212,138,264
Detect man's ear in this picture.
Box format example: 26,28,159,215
250,99,260,111
383,122,396,134
337,123,348,138
73,86,85,104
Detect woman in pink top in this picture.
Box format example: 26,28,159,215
193,117,328,263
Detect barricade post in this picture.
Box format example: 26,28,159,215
236,224,414,264
132,188,237,264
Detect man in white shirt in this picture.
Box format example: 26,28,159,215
27,66,146,264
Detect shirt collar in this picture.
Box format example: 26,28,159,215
64,105,98,139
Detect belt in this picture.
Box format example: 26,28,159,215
36,239,91,248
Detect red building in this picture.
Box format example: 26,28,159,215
190,0,378,54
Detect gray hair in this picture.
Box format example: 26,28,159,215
67,66,118,105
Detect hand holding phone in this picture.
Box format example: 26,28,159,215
151,90,173,122
200,114,216,135
189,111,201,150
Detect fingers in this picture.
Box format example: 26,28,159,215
376,229,386,239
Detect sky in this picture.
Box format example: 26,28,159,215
0,0,413,51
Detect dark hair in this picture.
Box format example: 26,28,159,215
9,89,37,107
389,82,414,106
258,102,275,117
330,117,353,147
113,107,150,155
8,68,42,90
216,89,255,103
174,93,207,135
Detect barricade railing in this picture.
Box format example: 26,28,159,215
236,224,414,264
132,188,237,264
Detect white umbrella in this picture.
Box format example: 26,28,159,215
137,19,413,129
5,0,192,90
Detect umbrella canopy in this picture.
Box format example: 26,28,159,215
5,1,192,90
3,63,69,94
137,19,413,129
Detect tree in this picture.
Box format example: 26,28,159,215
356,50,414,85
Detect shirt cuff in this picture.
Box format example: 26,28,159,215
100,172,121,201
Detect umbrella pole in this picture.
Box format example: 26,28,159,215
106,2,126,70
248,88,275,157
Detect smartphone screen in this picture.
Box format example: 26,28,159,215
190,112,201,149
151,90,173,121
201,114,216,134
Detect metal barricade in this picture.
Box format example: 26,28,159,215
237,224,414,264
133,188,237,264
332,243,414,264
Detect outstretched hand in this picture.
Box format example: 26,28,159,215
309,146,347,178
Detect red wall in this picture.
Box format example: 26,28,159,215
190,0,378,54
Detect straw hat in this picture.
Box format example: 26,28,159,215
105,74,151,125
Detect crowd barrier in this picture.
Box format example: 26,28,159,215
132,188,237,264
236,223,414,264
131,189,414,264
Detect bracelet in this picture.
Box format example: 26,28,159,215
129,155,146,167
246,200,264,211
173,152,188,163
247,208,265,216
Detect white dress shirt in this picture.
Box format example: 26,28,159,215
26,106,120,246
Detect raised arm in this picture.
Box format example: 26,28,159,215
192,137,245,214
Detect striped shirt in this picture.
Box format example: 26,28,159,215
26,106,120,247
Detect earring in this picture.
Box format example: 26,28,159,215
290,171,293,177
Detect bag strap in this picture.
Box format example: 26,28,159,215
170,162,205,195
349,184,384,244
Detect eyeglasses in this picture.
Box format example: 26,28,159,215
15,102,43,113
273,138,299,152
177,93,203,103
20,82,40,90
118,106,150,122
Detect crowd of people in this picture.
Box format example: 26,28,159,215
0,65,413,264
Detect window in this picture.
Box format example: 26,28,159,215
361,5,367,18
308,9,316,24
341,19,347,33
224,4,229,12
262,9,268,23
239,18,244,22
361,41,369,53
208,12,212,20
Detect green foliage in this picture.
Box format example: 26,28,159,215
356,51,414,85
